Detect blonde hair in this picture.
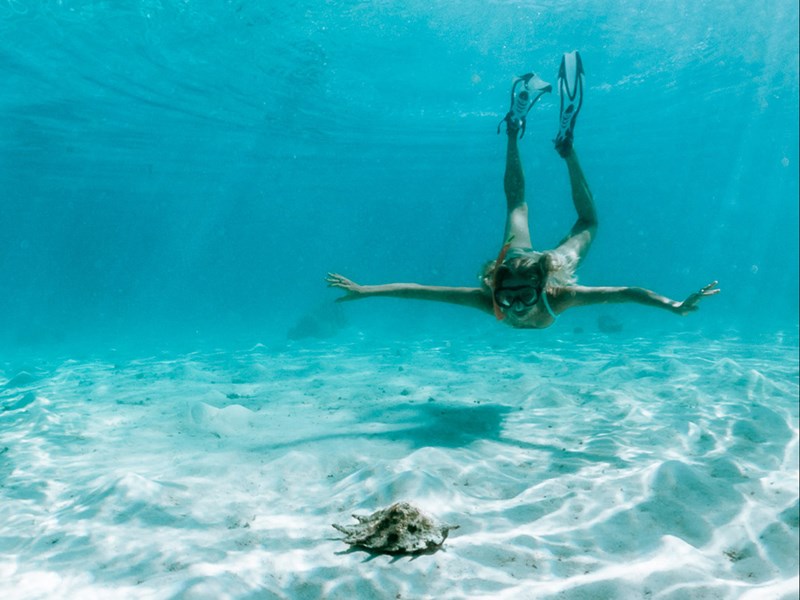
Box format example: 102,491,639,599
481,250,577,292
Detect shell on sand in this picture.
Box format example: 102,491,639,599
333,502,458,554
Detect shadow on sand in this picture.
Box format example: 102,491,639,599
255,401,627,470
254,401,511,452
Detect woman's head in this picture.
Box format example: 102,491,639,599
482,252,553,319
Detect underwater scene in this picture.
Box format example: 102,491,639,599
1,1,798,598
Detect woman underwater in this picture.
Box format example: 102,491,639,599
326,51,719,329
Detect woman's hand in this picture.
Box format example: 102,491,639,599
326,273,365,301
675,280,720,315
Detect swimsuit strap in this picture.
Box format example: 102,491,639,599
541,290,558,320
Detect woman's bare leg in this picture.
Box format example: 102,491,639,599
554,148,597,265
502,130,532,248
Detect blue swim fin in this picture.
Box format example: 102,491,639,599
554,51,584,157
498,72,552,138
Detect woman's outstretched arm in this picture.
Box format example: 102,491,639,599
326,273,494,314
551,281,720,316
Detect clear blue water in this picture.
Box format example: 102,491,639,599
1,5,799,596
1,0,798,352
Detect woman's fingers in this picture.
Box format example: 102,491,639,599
326,273,348,287
326,273,357,291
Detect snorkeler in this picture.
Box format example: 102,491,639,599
326,51,719,329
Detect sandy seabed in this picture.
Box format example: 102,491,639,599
1,332,798,600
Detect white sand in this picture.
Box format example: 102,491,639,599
1,333,797,599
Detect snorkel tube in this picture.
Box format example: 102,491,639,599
492,238,513,321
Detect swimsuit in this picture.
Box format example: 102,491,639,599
504,246,537,260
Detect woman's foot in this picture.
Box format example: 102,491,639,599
554,51,584,157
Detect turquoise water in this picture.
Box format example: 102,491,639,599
1,0,797,350
0,3,798,599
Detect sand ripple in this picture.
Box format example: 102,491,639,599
0,333,797,599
